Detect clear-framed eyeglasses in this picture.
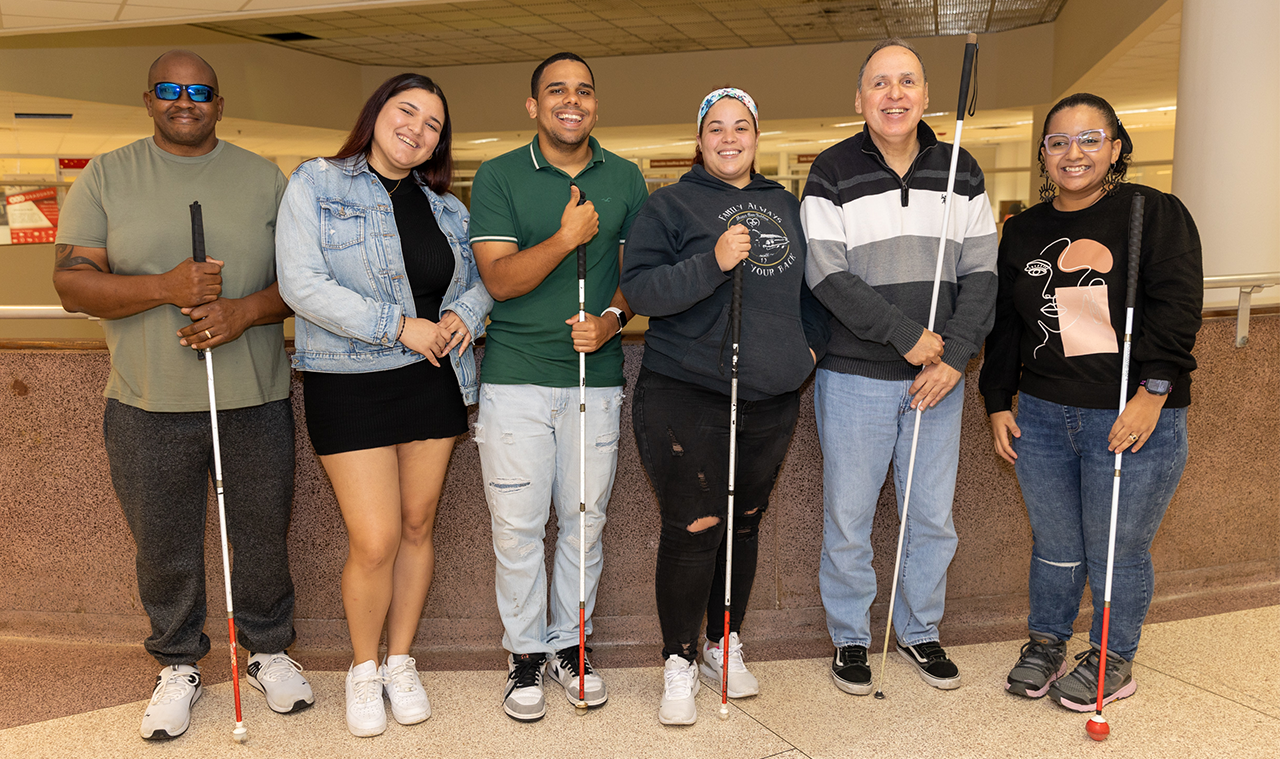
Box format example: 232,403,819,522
1043,129,1111,155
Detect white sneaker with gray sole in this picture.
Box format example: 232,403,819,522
140,665,202,741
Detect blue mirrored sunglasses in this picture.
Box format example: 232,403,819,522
153,83,217,103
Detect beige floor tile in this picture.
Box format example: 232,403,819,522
1122,607,1280,718
730,636,1278,759
0,666,797,759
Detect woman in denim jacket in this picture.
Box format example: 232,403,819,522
276,73,491,737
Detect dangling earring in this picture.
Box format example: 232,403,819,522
1039,176,1057,204
1102,165,1118,195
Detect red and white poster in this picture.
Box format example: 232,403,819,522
4,187,59,244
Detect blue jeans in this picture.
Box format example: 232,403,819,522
475,383,623,655
1013,392,1188,660
814,369,964,648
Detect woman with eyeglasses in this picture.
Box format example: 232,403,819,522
276,73,491,737
621,87,827,725
978,93,1202,711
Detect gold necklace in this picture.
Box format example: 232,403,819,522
388,177,402,194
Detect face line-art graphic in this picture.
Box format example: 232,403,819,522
1026,237,1114,358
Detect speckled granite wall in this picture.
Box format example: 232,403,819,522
1,316,1275,664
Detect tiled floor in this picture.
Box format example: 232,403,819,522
1,606,1276,759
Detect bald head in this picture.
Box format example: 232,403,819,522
148,50,219,92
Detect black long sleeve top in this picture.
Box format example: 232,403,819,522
979,183,1202,413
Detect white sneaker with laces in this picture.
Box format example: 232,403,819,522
140,664,202,740
382,655,431,725
699,632,760,698
345,660,387,737
658,655,699,726
247,652,314,713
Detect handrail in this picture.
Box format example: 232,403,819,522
0,306,92,319
5,274,1278,348
1204,272,1279,348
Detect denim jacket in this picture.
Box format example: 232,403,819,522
276,155,491,404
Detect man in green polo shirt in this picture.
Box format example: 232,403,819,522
469,51,648,722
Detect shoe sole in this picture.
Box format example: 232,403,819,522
830,668,873,696
247,676,314,714
1005,660,1069,699
504,704,546,722
141,685,202,740
697,662,759,698
896,647,961,690
548,664,608,708
388,700,431,725
1052,679,1137,712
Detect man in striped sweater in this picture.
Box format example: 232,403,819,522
800,39,997,695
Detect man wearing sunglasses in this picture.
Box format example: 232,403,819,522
53,49,312,740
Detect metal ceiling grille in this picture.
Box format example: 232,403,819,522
198,0,1068,68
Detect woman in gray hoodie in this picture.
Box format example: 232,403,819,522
621,88,828,725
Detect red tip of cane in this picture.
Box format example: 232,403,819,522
1086,715,1110,741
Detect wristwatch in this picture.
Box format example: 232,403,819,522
603,307,627,334
1140,379,1172,396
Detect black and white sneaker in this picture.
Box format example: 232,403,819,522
140,665,202,740
247,652,314,713
830,645,873,695
548,645,608,707
503,653,547,722
897,641,961,690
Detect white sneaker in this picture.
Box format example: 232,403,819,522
247,652,314,713
140,665,202,740
699,633,760,698
548,646,608,707
345,660,387,737
658,655,699,726
382,655,431,725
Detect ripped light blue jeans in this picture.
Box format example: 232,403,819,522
475,383,623,655
1013,392,1188,661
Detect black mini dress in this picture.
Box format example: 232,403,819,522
302,170,469,456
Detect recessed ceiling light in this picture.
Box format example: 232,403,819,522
468,138,500,143
15,113,72,119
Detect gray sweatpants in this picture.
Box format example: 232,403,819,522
104,398,297,666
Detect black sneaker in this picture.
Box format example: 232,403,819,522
1047,648,1135,712
896,641,961,690
503,653,547,722
830,645,873,695
1005,635,1068,698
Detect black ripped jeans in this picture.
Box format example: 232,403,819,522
633,366,800,662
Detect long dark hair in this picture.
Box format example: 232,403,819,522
328,73,454,195
1038,92,1132,190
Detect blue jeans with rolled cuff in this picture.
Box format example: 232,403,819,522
1012,392,1188,661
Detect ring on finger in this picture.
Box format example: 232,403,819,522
204,329,212,340
1128,433,1138,442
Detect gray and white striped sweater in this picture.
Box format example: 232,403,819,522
801,122,998,381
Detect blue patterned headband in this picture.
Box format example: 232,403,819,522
697,88,759,130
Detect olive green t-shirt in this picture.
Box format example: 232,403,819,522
56,138,290,412
468,137,649,387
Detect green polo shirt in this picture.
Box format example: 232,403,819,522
469,137,648,387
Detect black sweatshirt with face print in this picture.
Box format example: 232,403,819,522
621,164,829,400
979,183,1202,413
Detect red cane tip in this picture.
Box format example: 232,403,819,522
1086,715,1110,741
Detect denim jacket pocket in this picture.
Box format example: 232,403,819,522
320,201,366,250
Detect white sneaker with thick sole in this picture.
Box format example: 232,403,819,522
247,652,314,713
699,633,760,698
382,655,431,725
140,665,202,740
345,660,387,737
658,655,699,726
503,653,548,722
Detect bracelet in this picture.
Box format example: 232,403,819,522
603,306,627,335
395,315,406,343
